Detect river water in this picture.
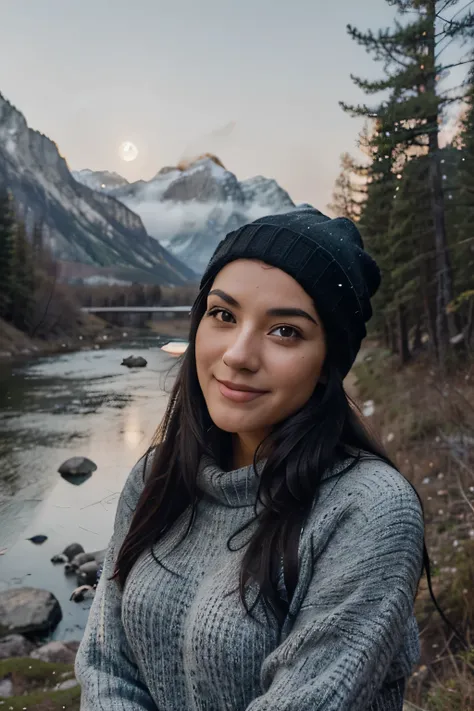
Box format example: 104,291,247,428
0,339,177,641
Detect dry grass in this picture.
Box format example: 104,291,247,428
352,345,474,711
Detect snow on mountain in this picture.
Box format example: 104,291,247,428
71,169,129,192
240,175,294,209
0,93,194,285
76,155,295,275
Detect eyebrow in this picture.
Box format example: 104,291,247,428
208,289,319,326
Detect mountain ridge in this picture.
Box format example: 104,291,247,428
0,92,194,285
75,156,295,274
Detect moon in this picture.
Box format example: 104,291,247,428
119,141,139,162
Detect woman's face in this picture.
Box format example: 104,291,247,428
195,259,327,448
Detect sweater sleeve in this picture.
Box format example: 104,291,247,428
75,455,158,711
245,473,424,711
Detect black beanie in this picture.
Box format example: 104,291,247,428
200,205,381,379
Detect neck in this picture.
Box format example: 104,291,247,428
232,431,268,469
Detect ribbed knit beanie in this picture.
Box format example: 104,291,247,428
200,205,381,379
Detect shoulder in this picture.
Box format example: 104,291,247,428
116,448,155,517
328,452,422,515
306,453,424,547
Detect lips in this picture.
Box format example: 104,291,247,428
215,378,268,403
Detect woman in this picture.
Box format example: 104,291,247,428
76,206,424,711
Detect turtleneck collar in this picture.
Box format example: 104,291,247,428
196,449,362,508
197,455,262,508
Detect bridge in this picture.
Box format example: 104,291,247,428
81,306,192,314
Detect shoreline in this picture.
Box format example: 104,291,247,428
0,318,190,364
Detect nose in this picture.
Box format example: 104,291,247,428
222,326,260,373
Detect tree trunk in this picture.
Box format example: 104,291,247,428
427,1,456,370
413,315,423,352
383,318,391,349
390,316,398,354
420,247,438,360
465,296,474,350
397,303,411,365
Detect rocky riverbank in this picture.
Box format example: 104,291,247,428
0,587,81,708
0,315,131,361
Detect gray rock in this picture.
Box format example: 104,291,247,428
58,457,97,476
0,678,13,698
56,678,79,691
121,355,147,368
0,634,35,659
64,549,105,575
0,587,62,638
51,542,84,564
76,560,100,586
30,640,76,665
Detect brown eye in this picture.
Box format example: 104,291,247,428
271,326,300,339
207,307,235,323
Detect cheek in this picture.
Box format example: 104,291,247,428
195,321,220,385
272,351,323,405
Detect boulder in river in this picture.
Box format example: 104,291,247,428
58,456,97,476
0,587,62,638
121,355,147,368
0,634,35,659
51,542,84,564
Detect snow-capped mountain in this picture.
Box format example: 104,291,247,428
0,93,194,285
75,154,295,275
71,169,129,192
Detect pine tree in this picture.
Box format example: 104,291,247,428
0,189,16,320
32,221,44,261
388,155,437,360
328,153,366,220
358,118,400,353
10,219,35,332
450,63,474,346
341,0,474,368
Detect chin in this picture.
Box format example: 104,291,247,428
207,405,267,435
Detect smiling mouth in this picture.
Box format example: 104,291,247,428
215,378,269,403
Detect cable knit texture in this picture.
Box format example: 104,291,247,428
75,453,424,710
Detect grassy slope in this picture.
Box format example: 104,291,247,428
0,657,80,710
352,344,474,711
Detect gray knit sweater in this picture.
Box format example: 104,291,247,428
75,453,424,711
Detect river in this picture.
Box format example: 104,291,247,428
0,338,177,641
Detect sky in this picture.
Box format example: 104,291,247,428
1,0,403,208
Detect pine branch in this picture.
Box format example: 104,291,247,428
439,11,474,38
349,74,397,94
440,59,474,71
339,100,380,118
437,0,474,27
347,23,418,67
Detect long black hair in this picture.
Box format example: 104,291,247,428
113,278,464,641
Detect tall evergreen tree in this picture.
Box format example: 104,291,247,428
32,221,44,261
328,153,366,220
341,0,474,368
388,155,437,360
450,62,474,345
10,219,35,332
358,118,400,352
0,190,16,320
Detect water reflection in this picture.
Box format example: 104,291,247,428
0,340,174,639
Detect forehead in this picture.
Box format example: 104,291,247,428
211,259,314,306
